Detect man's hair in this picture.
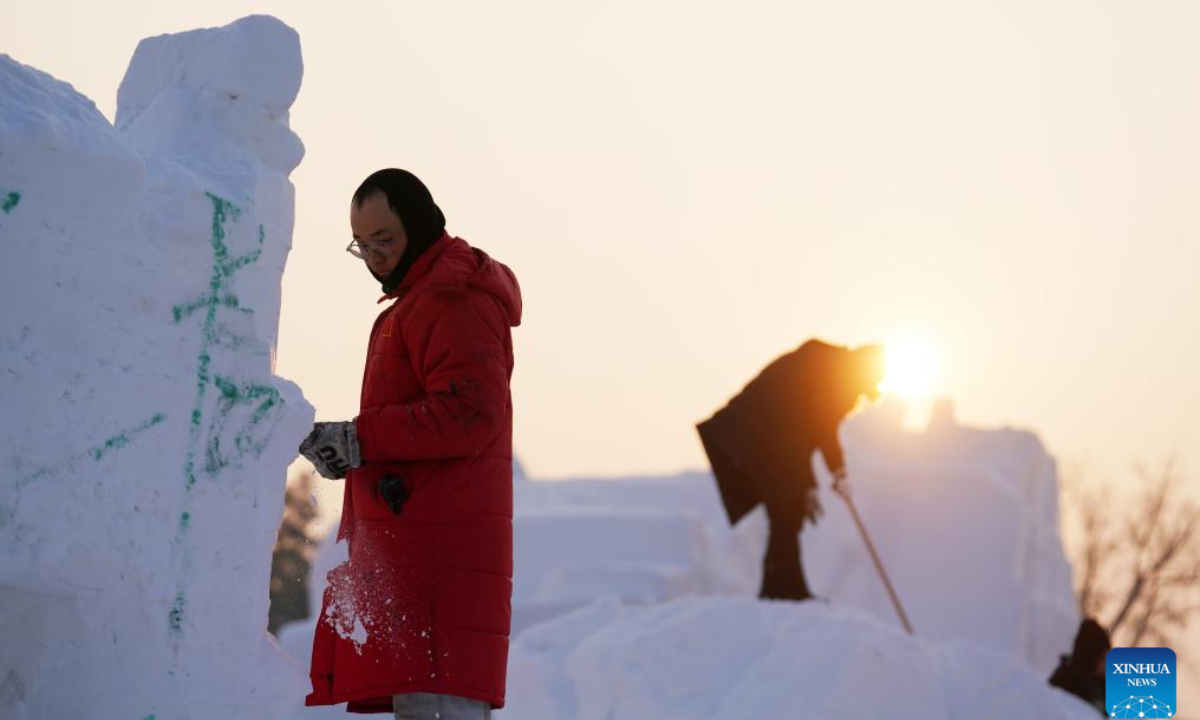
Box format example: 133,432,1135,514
352,168,446,246
352,182,384,209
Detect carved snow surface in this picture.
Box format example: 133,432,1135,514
0,15,313,720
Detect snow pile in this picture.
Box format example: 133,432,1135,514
0,16,311,720
507,400,1078,672
495,399,1089,718
505,596,1097,720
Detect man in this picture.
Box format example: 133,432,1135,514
300,169,521,719
696,340,884,601
1048,618,1111,715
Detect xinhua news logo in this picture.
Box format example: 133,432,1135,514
1106,647,1176,718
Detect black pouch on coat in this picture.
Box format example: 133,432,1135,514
377,473,409,515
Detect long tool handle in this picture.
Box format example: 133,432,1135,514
840,491,914,635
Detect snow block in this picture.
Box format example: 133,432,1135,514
0,16,312,720
805,403,1079,672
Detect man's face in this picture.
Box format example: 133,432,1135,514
350,192,409,278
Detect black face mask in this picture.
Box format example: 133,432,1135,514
355,169,447,293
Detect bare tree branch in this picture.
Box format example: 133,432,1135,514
1063,456,1200,648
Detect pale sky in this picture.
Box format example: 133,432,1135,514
5,0,1198,487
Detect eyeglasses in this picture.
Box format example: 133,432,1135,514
346,236,399,260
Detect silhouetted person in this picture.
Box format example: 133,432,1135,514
696,340,884,600
1049,619,1111,715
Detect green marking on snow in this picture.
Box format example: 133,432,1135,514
169,193,254,648
18,467,52,489
203,377,283,476
168,592,186,636
1,191,19,214
175,192,263,490
15,412,168,490
90,413,168,462
172,294,243,323
169,192,280,650
89,436,129,461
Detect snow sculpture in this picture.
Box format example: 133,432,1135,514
0,15,312,720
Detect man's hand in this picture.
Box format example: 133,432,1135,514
832,467,851,499
299,421,361,479
806,488,824,524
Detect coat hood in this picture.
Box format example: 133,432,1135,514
383,233,522,328
468,246,523,328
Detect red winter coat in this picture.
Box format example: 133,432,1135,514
306,234,521,713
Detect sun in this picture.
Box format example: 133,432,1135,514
881,338,939,399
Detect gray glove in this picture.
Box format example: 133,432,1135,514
299,421,361,479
